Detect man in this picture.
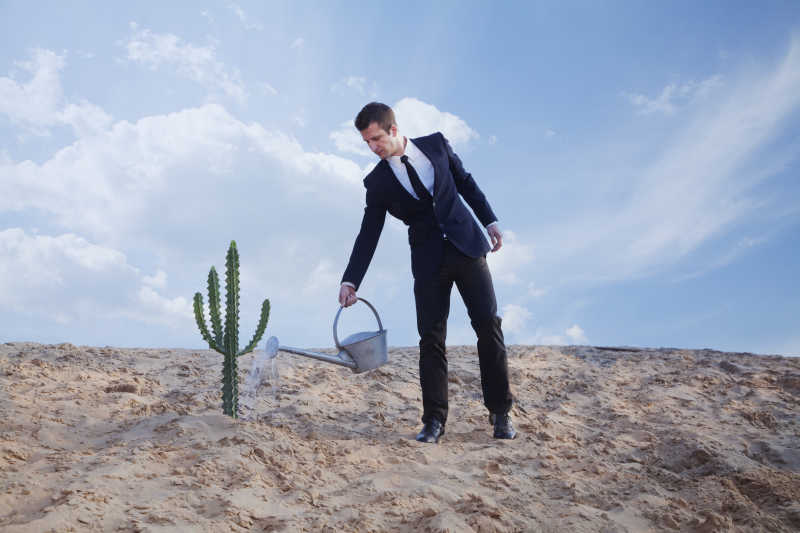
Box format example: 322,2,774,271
339,102,516,443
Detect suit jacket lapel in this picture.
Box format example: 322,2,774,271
378,159,417,203
410,136,439,197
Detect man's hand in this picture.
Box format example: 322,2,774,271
338,283,358,307
488,224,503,252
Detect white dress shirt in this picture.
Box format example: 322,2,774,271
388,137,436,199
389,137,498,229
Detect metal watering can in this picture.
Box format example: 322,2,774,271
266,298,388,373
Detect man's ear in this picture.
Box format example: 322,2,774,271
390,124,398,137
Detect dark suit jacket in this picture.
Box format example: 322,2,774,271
342,132,497,289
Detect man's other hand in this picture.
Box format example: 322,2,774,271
339,284,357,307
488,224,503,252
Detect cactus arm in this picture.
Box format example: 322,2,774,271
239,299,270,356
193,293,223,354
207,266,223,346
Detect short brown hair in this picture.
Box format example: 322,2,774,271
354,102,395,133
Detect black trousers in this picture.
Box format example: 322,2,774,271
414,239,513,425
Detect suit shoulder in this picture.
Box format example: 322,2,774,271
413,132,444,146
363,160,387,188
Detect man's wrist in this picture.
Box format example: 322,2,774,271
486,221,499,229
341,281,356,289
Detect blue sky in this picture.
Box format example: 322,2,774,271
1,1,799,355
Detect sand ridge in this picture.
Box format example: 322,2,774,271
1,341,799,532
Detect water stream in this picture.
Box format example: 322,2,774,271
240,336,280,419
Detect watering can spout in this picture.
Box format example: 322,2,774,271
271,298,388,373
274,343,357,370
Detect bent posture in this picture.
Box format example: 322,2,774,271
339,102,516,443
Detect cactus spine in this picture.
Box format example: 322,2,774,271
194,241,270,418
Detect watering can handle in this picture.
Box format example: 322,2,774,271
333,297,384,349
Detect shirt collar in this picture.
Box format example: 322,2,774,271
390,136,419,164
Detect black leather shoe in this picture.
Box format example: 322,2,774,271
491,412,517,439
415,419,445,443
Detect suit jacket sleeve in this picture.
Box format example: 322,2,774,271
441,133,497,227
341,182,386,291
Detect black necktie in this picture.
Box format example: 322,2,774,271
401,155,432,201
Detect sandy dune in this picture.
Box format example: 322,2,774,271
1,341,798,532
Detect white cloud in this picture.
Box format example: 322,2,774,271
142,269,168,289
566,324,587,344
330,120,373,157
0,228,190,326
302,259,340,294
393,97,479,144
331,76,367,95
488,135,497,145
291,108,306,128
527,282,546,298
246,123,364,189
537,334,566,345
123,24,247,102
540,38,800,283
620,58,796,268
0,48,64,131
0,48,111,137
329,97,479,156
500,304,532,335
60,101,113,137
0,103,363,241
674,235,767,282
258,82,278,95
624,75,723,115
200,10,214,23
290,38,304,49
515,327,581,346
486,230,534,284
500,305,585,345
0,228,131,291
545,129,557,138
136,286,192,321
226,2,263,30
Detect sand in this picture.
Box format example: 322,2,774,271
1,341,799,532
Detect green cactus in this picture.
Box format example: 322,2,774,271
194,241,270,418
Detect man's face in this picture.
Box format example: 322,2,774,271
360,122,399,159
